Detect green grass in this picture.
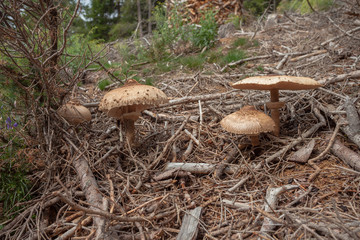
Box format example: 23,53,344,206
220,49,247,66
179,55,206,70
232,38,248,48
277,0,334,14
98,79,112,90
0,103,31,218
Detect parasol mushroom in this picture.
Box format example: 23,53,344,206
231,75,322,136
99,79,168,145
57,101,92,126
220,105,275,146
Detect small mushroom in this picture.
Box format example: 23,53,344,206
220,105,275,146
231,75,322,136
99,79,168,145
57,101,92,125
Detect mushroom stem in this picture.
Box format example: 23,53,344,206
123,118,135,145
249,135,260,146
269,89,281,136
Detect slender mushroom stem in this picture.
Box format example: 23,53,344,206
269,89,281,136
249,135,260,146
123,118,135,145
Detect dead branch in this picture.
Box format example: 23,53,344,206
176,207,202,240
55,192,147,222
331,138,360,171
260,185,298,235
308,121,343,182
220,55,272,72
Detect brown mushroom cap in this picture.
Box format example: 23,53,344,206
57,102,92,125
231,75,322,90
99,79,168,119
220,106,275,135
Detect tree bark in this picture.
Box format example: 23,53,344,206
136,0,143,37
147,0,152,34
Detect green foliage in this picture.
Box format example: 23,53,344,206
84,0,118,40
190,10,218,49
0,105,30,216
63,33,105,72
219,49,247,66
145,78,154,86
225,13,242,29
109,22,137,39
244,0,271,16
98,79,112,90
232,38,248,48
277,0,334,14
255,65,265,72
155,61,174,73
151,3,191,60
179,54,206,70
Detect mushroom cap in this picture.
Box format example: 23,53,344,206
231,75,322,90
57,102,92,125
99,79,168,119
220,106,275,135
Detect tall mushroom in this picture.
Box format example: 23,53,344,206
220,105,275,146
99,79,168,145
231,75,322,136
57,101,92,125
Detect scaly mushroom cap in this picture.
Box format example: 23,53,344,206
220,106,275,135
99,79,169,119
231,75,322,90
57,102,92,125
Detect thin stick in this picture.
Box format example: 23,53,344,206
149,116,190,170
308,121,343,182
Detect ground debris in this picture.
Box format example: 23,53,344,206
2,1,360,239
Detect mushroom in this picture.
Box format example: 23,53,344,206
231,75,322,136
99,79,168,144
220,105,275,146
57,101,92,125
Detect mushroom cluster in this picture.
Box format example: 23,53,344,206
99,79,168,144
231,75,322,136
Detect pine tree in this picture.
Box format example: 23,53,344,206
85,0,117,40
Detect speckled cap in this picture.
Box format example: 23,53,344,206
231,75,322,90
99,79,168,119
220,106,275,135
57,102,91,125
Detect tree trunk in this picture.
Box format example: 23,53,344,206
136,0,143,37
147,0,152,34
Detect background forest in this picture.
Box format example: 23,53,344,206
1,0,360,239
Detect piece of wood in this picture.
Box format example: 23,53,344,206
65,136,107,238
164,162,239,175
331,138,360,171
214,148,238,178
345,97,360,132
221,199,251,211
260,185,298,235
221,55,272,72
176,207,202,240
288,139,315,163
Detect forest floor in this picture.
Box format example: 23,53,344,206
2,1,360,239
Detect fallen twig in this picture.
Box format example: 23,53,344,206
220,55,272,72
308,121,343,182
260,185,298,235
